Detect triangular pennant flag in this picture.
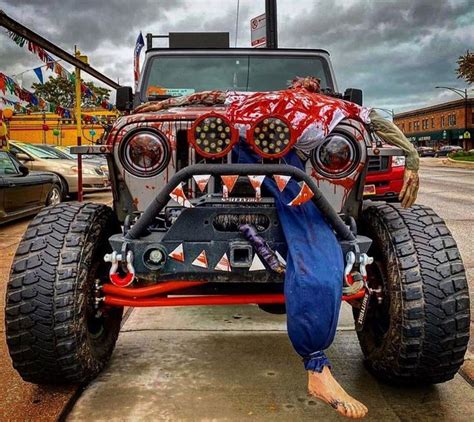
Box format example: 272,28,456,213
248,175,265,191
192,250,208,268
288,182,314,206
193,174,211,192
273,175,291,192
215,253,231,272
33,67,43,84
275,250,287,266
221,175,239,193
169,244,185,262
170,182,193,208
249,254,266,271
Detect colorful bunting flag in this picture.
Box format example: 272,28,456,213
33,67,44,84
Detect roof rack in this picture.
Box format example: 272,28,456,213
146,32,230,51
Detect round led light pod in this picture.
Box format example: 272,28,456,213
247,115,295,159
119,128,171,177
188,113,238,159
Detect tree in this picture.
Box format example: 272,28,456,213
456,51,474,85
31,75,111,109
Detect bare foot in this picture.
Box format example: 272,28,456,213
308,367,368,419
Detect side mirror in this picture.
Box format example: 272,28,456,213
16,152,32,162
116,86,134,111
344,88,363,106
19,164,29,176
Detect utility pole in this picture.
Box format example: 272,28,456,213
265,0,278,49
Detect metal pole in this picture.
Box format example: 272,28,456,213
75,48,85,202
265,0,278,48
464,89,468,148
0,9,120,89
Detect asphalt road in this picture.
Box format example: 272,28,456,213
67,161,474,422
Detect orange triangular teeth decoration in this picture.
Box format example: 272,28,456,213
221,175,239,193
192,250,208,268
169,244,185,262
273,175,291,192
170,182,193,208
248,175,266,190
215,253,231,272
288,182,314,206
193,175,211,192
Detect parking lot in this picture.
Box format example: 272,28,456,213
1,160,471,421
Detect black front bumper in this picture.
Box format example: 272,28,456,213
110,164,371,282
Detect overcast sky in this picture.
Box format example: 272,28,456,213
0,0,472,114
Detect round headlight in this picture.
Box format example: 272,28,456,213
120,129,170,177
247,116,295,159
188,113,238,159
311,133,360,178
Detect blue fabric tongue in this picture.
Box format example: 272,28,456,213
232,141,343,369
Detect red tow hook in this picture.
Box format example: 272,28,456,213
104,251,135,287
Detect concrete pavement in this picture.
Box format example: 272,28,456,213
67,306,473,422
67,161,474,421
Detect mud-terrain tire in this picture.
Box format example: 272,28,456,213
5,202,123,384
355,202,470,384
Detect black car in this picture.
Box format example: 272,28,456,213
416,146,436,157
0,150,62,224
434,145,463,157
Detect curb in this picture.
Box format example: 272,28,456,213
447,157,474,167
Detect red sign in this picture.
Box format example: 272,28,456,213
250,13,266,48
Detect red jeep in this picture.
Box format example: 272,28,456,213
364,147,405,200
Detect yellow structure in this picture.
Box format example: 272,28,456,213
7,109,118,146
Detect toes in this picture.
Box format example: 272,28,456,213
353,402,368,419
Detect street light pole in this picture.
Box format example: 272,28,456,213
435,86,469,148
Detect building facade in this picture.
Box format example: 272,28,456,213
6,110,118,146
393,98,473,150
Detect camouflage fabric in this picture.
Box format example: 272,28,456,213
369,110,419,171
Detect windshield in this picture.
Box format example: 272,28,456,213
142,55,333,100
36,145,73,159
15,143,64,159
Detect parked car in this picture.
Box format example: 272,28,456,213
36,144,109,176
416,146,436,157
0,150,61,224
434,145,463,157
8,141,109,198
54,145,108,174
364,152,405,201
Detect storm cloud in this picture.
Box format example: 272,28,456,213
0,0,472,112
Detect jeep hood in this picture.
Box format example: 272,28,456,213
118,105,226,127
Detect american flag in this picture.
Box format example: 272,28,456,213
134,32,145,91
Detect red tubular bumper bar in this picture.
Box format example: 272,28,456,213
101,281,365,307
104,293,286,307
102,281,207,297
